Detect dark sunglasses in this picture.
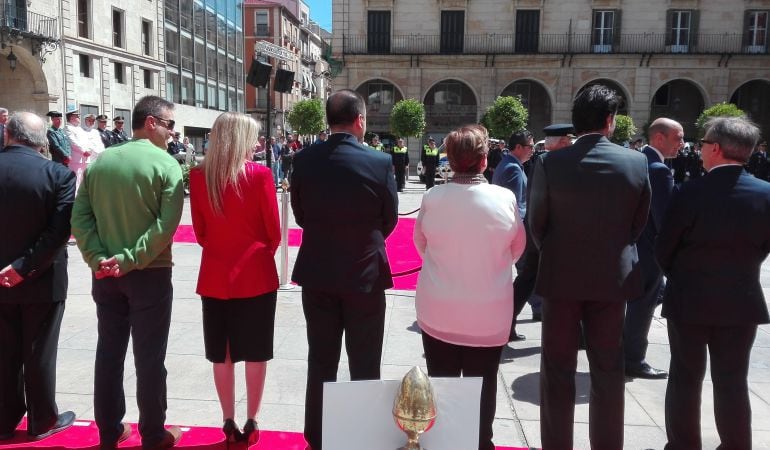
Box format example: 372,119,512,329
151,115,175,130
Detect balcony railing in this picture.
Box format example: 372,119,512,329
344,33,769,56
0,5,58,40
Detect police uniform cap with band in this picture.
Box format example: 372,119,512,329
46,111,62,118
96,114,109,121
542,123,575,137
113,116,124,122
428,136,435,142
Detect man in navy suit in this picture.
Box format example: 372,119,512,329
492,129,533,341
291,89,398,450
529,85,650,450
0,112,77,440
656,116,769,450
624,117,683,380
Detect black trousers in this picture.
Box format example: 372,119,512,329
664,321,757,450
623,272,663,368
92,268,173,449
540,298,625,450
302,288,386,450
394,164,406,191
423,163,436,189
421,332,503,450
0,301,64,435
512,220,540,327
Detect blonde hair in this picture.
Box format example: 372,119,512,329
201,112,260,215
445,124,489,174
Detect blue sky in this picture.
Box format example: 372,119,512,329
304,0,333,31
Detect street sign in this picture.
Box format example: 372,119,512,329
255,40,296,62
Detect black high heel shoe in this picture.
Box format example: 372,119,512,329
222,419,243,450
241,419,259,447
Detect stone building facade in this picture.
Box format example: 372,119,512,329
331,0,770,156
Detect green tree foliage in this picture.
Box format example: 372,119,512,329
484,96,529,139
611,114,637,144
695,102,745,136
389,99,426,138
286,99,326,136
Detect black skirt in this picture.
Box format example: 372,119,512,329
201,291,277,363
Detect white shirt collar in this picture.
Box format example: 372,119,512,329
574,133,604,143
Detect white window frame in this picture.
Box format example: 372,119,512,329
593,10,614,53
670,10,691,53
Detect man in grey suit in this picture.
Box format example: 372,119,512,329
624,117,683,380
529,85,651,450
656,117,769,450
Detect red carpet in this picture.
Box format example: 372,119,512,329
173,219,422,291
2,418,526,449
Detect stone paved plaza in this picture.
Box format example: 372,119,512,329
54,175,770,449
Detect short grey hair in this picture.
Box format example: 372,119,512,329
704,116,761,163
6,111,47,149
0,107,8,115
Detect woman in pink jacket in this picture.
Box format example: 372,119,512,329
190,112,280,448
414,124,526,450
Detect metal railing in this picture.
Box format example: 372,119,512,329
343,33,770,56
0,5,58,40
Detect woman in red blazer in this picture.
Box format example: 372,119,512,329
190,112,280,447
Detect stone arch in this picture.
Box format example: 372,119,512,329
576,78,631,115
650,79,706,140
730,79,770,141
0,46,51,115
422,79,479,136
355,78,405,136
500,78,554,139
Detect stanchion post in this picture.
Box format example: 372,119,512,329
279,180,295,291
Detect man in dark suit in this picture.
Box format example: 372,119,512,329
0,112,77,441
291,89,398,450
624,117,683,380
656,116,769,450
528,85,651,450
492,129,533,341
0,107,8,150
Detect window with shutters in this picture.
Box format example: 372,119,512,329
745,11,768,53
668,11,691,52
78,0,90,38
515,10,540,53
591,10,615,53
441,11,464,54
367,11,391,54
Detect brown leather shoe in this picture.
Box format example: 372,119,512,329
99,423,132,450
147,426,183,450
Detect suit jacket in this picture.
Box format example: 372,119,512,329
656,165,770,325
492,153,527,218
528,134,651,302
290,133,399,293
190,162,280,299
636,146,674,289
0,145,76,304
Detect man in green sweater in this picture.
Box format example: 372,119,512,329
71,96,184,450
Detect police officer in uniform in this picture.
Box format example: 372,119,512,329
95,115,114,148
370,134,384,151
391,137,409,192
45,111,71,166
111,116,128,144
421,136,440,189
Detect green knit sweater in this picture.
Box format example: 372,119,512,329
71,139,184,274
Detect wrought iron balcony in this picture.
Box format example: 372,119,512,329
0,5,58,41
343,33,769,56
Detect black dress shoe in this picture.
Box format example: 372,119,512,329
508,330,526,342
99,423,132,450
146,426,183,450
29,411,76,440
625,363,668,379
